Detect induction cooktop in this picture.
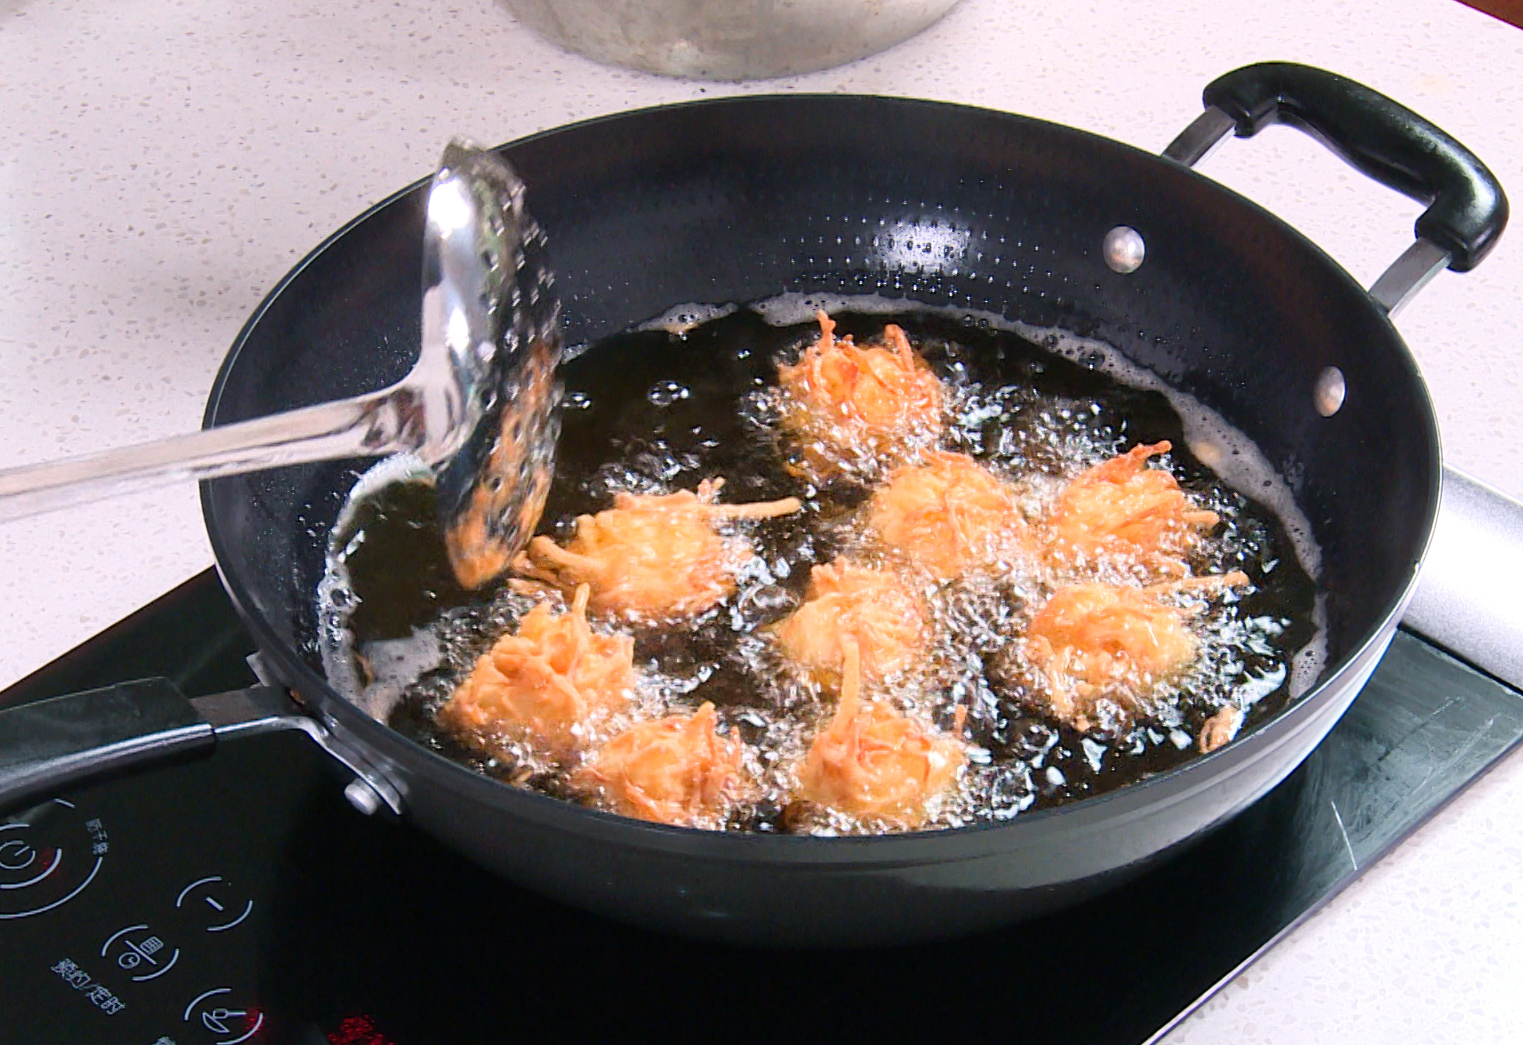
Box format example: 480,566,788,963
1,570,1520,1045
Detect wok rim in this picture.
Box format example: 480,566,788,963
201,91,1444,859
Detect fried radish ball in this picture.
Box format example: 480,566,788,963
797,640,964,829
770,559,925,689
571,702,746,828
866,451,1032,580
1020,575,1247,733
514,478,801,622
1046,441,1220,576
438,584,635,757
777,311,944,479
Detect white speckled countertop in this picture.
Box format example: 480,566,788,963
2,0,1520,1038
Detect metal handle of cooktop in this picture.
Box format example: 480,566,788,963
1402,468,1523,691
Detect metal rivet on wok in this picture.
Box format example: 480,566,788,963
344,778,383,816
1315,366,1346,417
1102,226,1145,273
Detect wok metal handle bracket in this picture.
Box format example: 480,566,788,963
195,687,406,816
1163,62,1509,316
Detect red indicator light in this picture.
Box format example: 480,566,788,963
327,1014,396,1045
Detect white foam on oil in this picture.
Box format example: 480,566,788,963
331,453,434,538
1289,597,1330,700
564,303,744,362
637,301,740,336
751,291,920,327
348,628,445,722
318,453,439,720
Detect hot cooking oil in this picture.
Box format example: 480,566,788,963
318,304,1320,833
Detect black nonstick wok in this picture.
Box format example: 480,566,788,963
0,63,1506,946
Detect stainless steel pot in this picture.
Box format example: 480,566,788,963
500,0,964,79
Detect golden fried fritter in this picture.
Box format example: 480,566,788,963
797,640,963,828
770,559,925,689
438,584,635,757
866,452,1032,580
777,311,944,479
1046,441,1220,576
515,478,801,622
571,702,746,828
1021,575,1247,732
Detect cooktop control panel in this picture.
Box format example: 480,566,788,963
0,736,332,1045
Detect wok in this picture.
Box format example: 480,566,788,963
0,63,1506,946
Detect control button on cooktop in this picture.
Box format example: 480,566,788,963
0,799,106,919
175,876,254,933
101,922,182,982
183,987,264,1045
0,836,38,870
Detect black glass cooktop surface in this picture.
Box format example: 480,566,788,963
1,570,1520,1045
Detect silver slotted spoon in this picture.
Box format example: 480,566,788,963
0,140,562,589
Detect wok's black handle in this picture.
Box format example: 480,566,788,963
0,679,213,813
1204,62,1508,271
